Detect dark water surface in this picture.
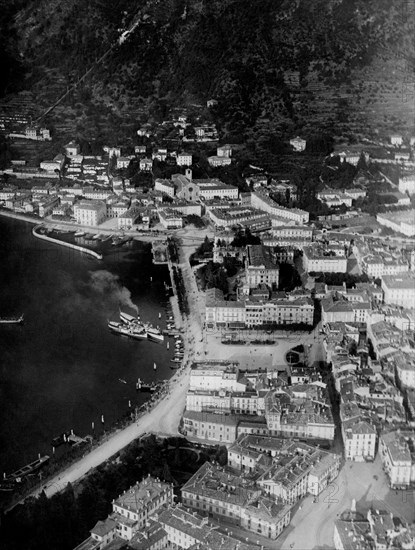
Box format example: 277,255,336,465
0,218,173,474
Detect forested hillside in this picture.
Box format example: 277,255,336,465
2,0,414,141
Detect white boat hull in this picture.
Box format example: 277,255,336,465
147,331,164,342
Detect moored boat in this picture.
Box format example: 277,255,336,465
129,325,147,340
146,325,164,342
120,311,139,324
6,455,50,480
108,321,131,336
0,314,24,325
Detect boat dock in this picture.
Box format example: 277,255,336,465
32,225,103,260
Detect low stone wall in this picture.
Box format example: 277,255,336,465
32,225,103,260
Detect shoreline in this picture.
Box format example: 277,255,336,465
0,209,166,243
2,224,197,513
5,319,196,513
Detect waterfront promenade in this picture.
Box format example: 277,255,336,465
32,360,194,501
5,228,206,511
0,210,166,243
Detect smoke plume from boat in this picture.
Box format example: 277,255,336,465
88,270,138,313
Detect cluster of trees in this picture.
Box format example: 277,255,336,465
0,137,12,169
230,228,260,247
278,263,302,292
185,214,205,228
167,237,179,263
0,436,227,550
195,236,213,256
198,261,229,294
172,266,189,315
311,272,370,287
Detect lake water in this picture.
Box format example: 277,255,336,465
0,217,173,474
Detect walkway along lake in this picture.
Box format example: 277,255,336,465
0,217,174,477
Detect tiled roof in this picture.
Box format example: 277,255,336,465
91,517,116,537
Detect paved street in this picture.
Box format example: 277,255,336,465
278,455,415,549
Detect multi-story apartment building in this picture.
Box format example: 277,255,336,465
245,245,280,289
377,210,415,237
157,208,183,229
229,435,340,502
379,431,415,488
186,388,266,416
74,477,174,550
251,190,309,224
382,274,415,308
158,505,258,550
176,153,193,166
74,200,107,226
134,145,146,155
188,363,247,392
205,288,314,329
116,156,132,169
196,180,239,200
207,206,271,229
111,477,174,541
38,196,60,217
342,419,377,462
321,296,371,324
263,225,313,248
182,411,239,443
366,321,410,359
265,386,335,440
302,246,347,273
83,188,113,201
139,158,153,171
317,189,353,208
182,462,292,540
391,352,415,389
154,178,176,197
363,255,409,278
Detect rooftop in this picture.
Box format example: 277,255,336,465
113,477,171,514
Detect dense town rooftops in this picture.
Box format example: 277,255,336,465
303,245,346,259
113,477,171,513
382,274,415,289
387,351,415,373
182,462,259,506
334,518,372,550
247,244,278,269
159,506,260,550
91,517,117,537
343,419,377,436
381,431,412,463
74,200,106,212
128,519,167,550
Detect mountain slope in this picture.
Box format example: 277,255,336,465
3,0,414,141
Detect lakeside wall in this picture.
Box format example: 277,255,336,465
0,209,40,225
32,225,103,260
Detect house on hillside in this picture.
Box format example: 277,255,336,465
290,136,306,152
